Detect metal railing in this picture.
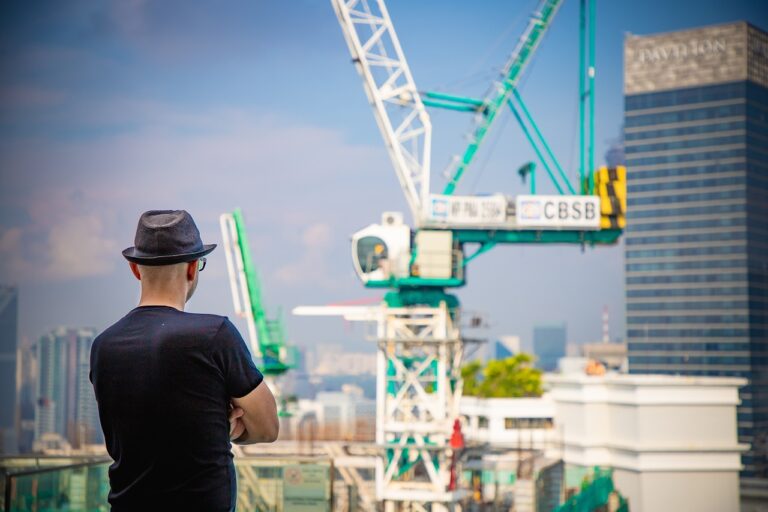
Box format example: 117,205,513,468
2,456,111,512
1,455,334,512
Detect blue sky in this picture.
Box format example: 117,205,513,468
1,0,766,354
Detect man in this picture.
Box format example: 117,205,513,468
90,210,278,511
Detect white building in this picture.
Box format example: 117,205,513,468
547,373,747,512
456,374,747,511
459,396,556,451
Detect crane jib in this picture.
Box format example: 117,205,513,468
444,0,564,195
227,209,294,376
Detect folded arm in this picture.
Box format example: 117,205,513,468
231,382,279,444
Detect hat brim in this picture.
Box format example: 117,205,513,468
122,244,217,266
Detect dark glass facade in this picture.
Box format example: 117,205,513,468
533,324,566,372
625,79,768,478
0,286,18,454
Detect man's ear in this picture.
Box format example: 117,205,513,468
129,262,141,281
186,261,197,282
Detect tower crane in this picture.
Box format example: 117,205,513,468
342,0,625,305
220,209,297,416
296,0,626,509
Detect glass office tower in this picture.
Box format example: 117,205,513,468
624,22,768,479
35,327,103,448
533,324,567,372
0,286,18,454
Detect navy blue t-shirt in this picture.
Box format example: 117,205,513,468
90,306,263,511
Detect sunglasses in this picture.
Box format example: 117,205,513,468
197,257,207,272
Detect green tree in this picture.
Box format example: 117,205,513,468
461,353,543,398
461,360,483,397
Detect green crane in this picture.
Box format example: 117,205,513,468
220,209,296,412
425,0,565,196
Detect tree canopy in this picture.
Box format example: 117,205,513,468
461,353,543,398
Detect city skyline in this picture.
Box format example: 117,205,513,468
2,1,768,354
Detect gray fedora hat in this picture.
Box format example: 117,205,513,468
122,210,216,266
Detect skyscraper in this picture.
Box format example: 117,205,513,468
35,327,102,448
17,340,37,453
624,22,768,479
533,324,566,372
0,285,19,455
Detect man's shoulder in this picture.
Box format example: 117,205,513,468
94,308,232,346
181,311,232,332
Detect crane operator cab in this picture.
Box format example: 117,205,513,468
351,212,464,288
352,212,411,285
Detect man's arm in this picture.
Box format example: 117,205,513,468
231,382,279,444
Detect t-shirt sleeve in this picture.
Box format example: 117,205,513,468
212,318,264,398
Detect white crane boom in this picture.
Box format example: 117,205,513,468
332,0,431,224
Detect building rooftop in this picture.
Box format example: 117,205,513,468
547,373,747,387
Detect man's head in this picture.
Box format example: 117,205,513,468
129,258,206,302
122,210,215,305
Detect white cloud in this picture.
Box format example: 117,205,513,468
275,222,338,289
0,101,391,291
0,212,117,283
46,215,117,280
302,223,331,250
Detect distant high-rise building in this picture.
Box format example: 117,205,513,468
624,22,768,478
491,336,521,360
533,324,566,372
0,285,18,455
17,340,36,453
35,327,102,448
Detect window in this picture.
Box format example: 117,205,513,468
504,417,553,430
626,313,749,325
627,300,748,311
355,236,388,273
625,134,744,155
627,162,746,183
478,416,489,429
625,230,747,246
627,176,745,195
625,120,744,142
625,82,744,112
626,273,747,286
626,258,746,272
627,148,745,167
626,245,745,259
625,103,745,128
627,188,745,207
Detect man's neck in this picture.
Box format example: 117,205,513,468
138,291,186,311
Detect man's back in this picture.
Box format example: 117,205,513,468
90,305,263,511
